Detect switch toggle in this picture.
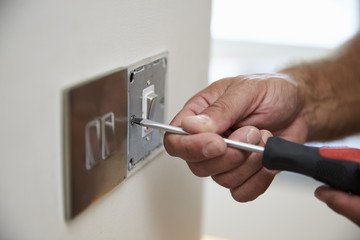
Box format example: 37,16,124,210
101,112,116,159
85,112,117,170
85,119,102,170
142,84,158,136
146,92,158,119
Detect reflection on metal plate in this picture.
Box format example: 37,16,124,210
63,68,128,219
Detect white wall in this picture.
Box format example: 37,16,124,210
0,0,211,239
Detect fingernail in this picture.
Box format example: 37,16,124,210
246,128,261,145
314,186,329,203
261,131,272,143
192,115,210,124
314,189,324,202
203,140,223,158
183,115,213,132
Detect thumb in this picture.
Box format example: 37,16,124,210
182,85,258,134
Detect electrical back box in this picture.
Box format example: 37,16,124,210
63,53,167,219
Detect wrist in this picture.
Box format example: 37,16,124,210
279,64,322,141
280,60,360,141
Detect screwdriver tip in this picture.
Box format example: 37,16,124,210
131,117,143,125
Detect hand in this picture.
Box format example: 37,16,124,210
315,185,360,226
164,73,309,202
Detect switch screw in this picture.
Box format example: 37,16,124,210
130,115,136,125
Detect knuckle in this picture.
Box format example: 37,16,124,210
230,174,273,202
163,136,177,157
178,137,203,162
213,175,238,189
247,154,263,168
230,188,259,203
188,163,209,177
181,137,196,158
230,189,249,203
164,135,202,160
227,152,245,166
211,99,232,114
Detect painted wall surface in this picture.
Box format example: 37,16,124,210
0,1,211,239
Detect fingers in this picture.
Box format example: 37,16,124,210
211,128,264,188
230,167,275,202
165,126,261,177
315,185,360,226
212,129,276,202
168,78,233,131
186,126,261,177
182,79,261,134
182,115,216,133
164,132,227,162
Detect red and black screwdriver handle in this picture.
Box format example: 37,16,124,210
263,137,360,194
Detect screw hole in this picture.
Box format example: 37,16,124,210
129,158,134,169
130,72,135,83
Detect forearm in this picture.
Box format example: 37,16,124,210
281,33,360,141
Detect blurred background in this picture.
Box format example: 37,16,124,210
1,0,360,239
203,0,360,239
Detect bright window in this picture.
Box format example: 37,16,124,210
211,0,359,48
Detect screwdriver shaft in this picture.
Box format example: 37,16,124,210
132,118,264,154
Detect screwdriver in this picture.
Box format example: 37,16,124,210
132,118,360,194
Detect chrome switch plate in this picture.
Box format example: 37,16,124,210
63,53,167,220
63,68,128,219
128,53,167,173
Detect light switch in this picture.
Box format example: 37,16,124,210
85,119,102,170
141,85,159,136
64,68,128,219
101,112,116,159
64,52,167,220
128,53,167,171
146,92,158,119
85,112,116,170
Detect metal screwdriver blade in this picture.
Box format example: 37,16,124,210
132,118,264,154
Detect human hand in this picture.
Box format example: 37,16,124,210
315,185,360,226
164,73,309,202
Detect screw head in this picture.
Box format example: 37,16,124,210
130,115,136,125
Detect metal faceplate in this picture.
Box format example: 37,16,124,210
128,54,167,172
63,53,167,219
64,68,128,219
